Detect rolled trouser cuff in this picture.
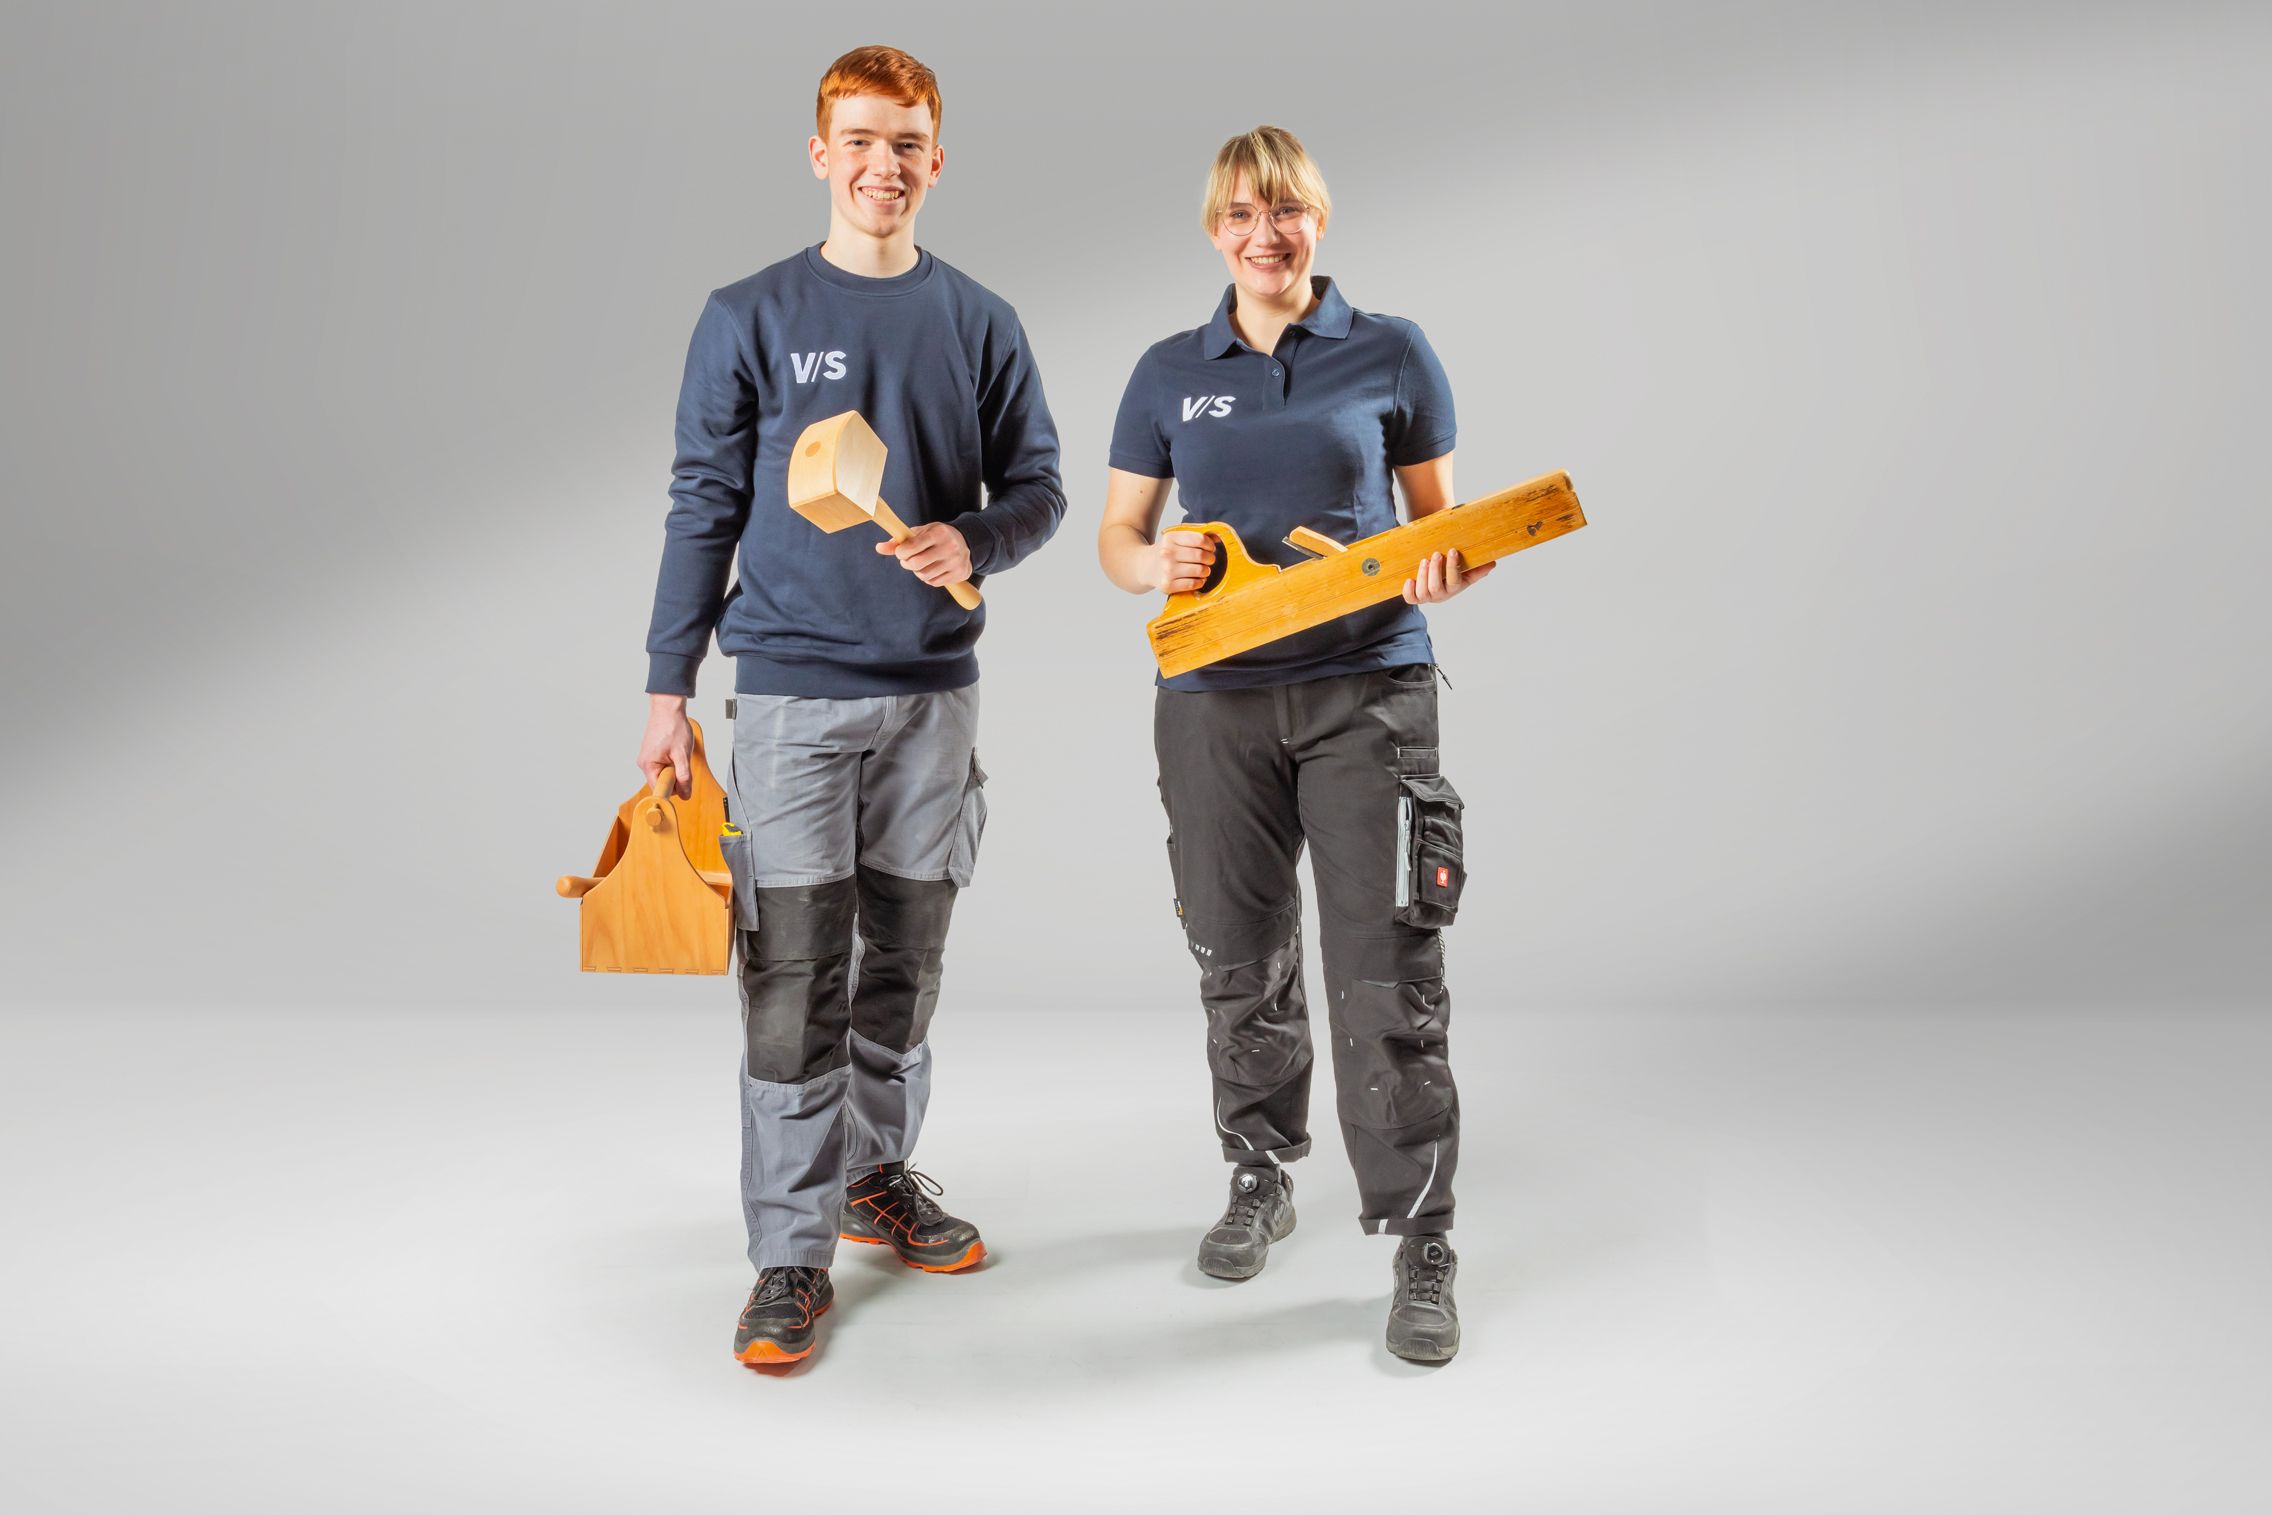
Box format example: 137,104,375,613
747,1247,842,1271
1217,1138,1312,1165
1359,1214,1456,1238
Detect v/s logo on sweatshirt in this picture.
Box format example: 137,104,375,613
1181,395,1235,421
790,350,848,384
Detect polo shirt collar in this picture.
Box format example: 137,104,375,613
1201,276,1353,358
1200,287,1243,358
1294,277,1354,339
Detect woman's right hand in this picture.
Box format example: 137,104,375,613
1151,528,1218,593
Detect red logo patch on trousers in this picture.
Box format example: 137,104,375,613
1436,866,1451,888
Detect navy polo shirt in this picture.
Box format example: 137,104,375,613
1109,277,1456,691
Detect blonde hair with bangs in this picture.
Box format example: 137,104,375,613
1201,125,1332,234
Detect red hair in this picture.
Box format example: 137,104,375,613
815,45,942,140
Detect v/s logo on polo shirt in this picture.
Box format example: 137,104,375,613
790,350,848,384
1180,395,1235,421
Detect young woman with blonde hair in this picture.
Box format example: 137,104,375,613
1098,125,1491,1362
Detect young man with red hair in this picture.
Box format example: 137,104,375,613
637,46,1064,1366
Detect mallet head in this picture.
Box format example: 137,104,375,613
787,411,889,532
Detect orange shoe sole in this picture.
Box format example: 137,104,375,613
734,1300,830,1366
838,1233,987,1274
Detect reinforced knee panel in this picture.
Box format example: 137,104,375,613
737,878,858,1084
848,865,957,1053
1200,928,1313,1091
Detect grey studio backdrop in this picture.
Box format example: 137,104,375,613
5,0,2264,1015
2,1,2269,1504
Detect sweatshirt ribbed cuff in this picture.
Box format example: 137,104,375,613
646,652,700,697
951,511,1001,578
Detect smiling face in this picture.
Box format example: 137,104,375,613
1209,171,1321,306
808,94,942,242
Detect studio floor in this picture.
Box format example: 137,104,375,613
3,999,2262,1511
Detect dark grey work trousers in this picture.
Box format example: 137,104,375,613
1155,664,1468,1236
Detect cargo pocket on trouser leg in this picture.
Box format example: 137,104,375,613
945,753,988,888
1393,767,1467,930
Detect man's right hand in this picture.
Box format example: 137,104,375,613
638,694,694,799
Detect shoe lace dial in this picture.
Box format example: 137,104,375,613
1221,1171,1274,1229
1402,1242,1451,1306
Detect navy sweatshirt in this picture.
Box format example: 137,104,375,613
645,246,1065,699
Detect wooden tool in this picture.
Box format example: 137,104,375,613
787,410,982,611
556,719,733,975
1146,471,1586,678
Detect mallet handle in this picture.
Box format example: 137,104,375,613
873,496,983,612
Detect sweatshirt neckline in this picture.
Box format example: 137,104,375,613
801,244,938,296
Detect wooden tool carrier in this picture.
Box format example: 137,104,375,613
1147,471,1587,677
555,720,734,974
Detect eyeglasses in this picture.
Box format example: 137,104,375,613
1218,204,1310,236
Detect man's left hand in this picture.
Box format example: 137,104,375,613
1402,549,1495,605
877,522,973,587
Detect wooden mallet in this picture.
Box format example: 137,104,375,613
786,411,982,610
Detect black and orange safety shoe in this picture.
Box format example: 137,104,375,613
840,1162,986,1273
733,1266,832,1366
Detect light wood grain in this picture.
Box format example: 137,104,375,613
1146,471,1586,678
557,718,734,974
785,410,983,612
585,720,729,882
573,790,731,975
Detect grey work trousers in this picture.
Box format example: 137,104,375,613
718,686,986,1271
1155,665,1465,1236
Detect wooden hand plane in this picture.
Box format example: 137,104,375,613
1145,471,1585,678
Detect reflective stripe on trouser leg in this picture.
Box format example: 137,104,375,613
738,879,856,1271
1324,929,1458,1235
843,866,956,1174
1155,686,1313,1167
1198,918,1316,1164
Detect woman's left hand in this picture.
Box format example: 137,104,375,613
1401,549,1496,605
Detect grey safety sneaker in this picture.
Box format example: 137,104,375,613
1386,1235,1459,1362
1197,1165,1296,1279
